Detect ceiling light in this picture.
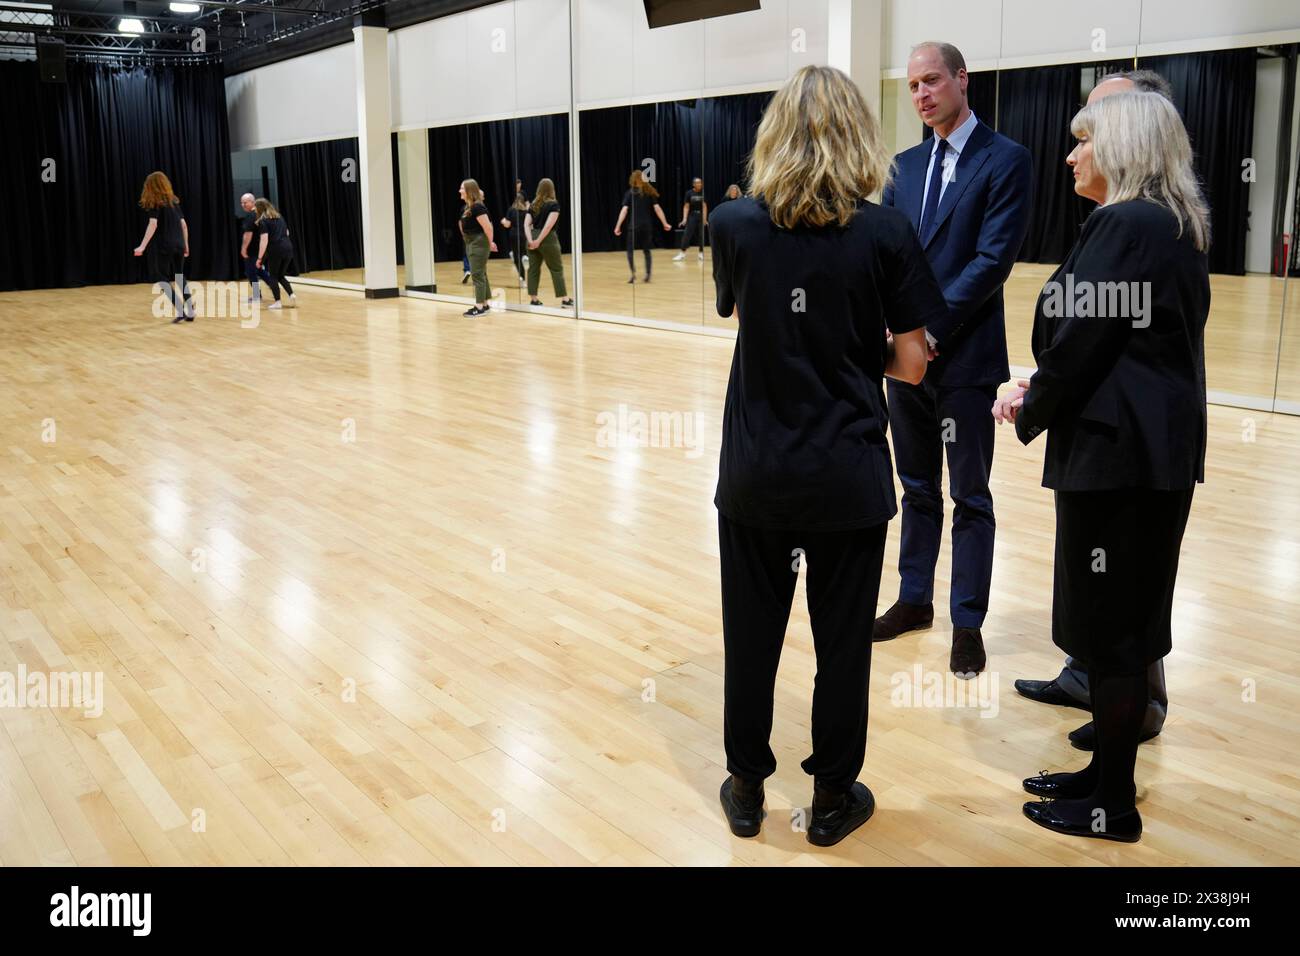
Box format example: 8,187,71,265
118,17,145,33
169,2,201,12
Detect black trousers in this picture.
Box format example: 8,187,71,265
679,213,704,251
625,225,653,276
719,512,887,793
262,244,295,300
149,249,191,315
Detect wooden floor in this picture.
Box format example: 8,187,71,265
320,254,1300,406
2,281,1297,866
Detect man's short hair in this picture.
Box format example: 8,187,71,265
1103,68,1175,102
911,42,967,77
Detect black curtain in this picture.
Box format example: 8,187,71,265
1137,50,1256,275
578,91,773,254
273,138,364,273
426,113,571,263
1,59,234,291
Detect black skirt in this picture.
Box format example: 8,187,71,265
1052,487,1194,672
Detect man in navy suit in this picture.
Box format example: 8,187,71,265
874,41,1032,677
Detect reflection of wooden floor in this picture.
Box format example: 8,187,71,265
2,282,1297,865
309,256,1300,409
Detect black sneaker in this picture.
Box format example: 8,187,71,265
807,781,875,847
463,305,484,317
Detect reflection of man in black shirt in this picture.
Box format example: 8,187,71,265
675,178,708,259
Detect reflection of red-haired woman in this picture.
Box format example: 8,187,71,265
134,171,193,323
614,169,670,283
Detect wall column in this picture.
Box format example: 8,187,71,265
353,13,399,296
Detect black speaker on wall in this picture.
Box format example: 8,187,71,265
643,0,761,29
37,37,67,83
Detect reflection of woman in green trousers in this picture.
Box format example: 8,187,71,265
458,178,496,317
525,177,574,308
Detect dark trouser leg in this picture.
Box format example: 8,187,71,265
638,228,652,277
263,250,284,300
526,243,543,297
153,251,189,314
466,234,490,302
719,513,799,783
541,234,566,297
680,214,701,251
800,522,888,792
625,228,636,273
1089,666,1146,813
938,384,997,628
512,244,525,280
886,378,943,606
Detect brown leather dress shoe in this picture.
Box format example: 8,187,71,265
950,627,986,677
872,600,934,643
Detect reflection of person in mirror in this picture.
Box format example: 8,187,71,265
674,177,708,261
720,183,742,204
253,198,297,311
458,178,496,317
501,190,530,281
525,177,573,308
614,169,671,283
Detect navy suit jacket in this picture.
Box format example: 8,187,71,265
883,121,1032,387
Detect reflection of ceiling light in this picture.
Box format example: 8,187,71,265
118,17,144,33
169,2,201,11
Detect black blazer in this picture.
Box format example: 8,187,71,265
883,120,1033,387
1016,200,1209,490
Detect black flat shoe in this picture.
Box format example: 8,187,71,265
1014,678,1090,711
627,275,636,284
1069,721,1161,751
463,306,485,317
1023,770,1094,799
560,299,574,308
530,299,543,306
1023,800,1142,843
807,781,875,847
871,600,934,643
719,775,764,838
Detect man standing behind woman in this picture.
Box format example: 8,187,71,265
873,42,1033,678
996,90,1209,842
710,65,941,846
134,171,193,323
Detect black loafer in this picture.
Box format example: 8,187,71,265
1023,800,1142,843
719,775,765,838
807,781,875,847
1022,771,1094,799
1069,721,1161,751
872,600,934,643
1014,678,1090,711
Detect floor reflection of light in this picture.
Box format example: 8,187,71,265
611,446,641,490
272,577,315,635
150,486,186,536
528,419,556,465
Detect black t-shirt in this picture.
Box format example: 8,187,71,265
462,202,489,235
259,216,291,249
709,196,948,531
147,202,186,253
530,201,560,235
684,190,705,214
622,189,657,229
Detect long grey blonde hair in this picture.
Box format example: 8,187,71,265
1070,90,1209,251
747,65,891,229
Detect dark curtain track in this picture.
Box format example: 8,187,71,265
0,59,235,292
577,91,774,254
427,112,571,264
273,138,365,274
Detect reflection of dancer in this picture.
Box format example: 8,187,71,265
239,192,274,302
500,191,529,281
614,170,671,283
459,179,496,316
721,183,742,203
525,178,573,308
253,198,297,310
673,177,708,260
133,171,193,323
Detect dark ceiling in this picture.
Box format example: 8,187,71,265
0,0,496,73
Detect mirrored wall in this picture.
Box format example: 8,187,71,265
230,136,365,287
